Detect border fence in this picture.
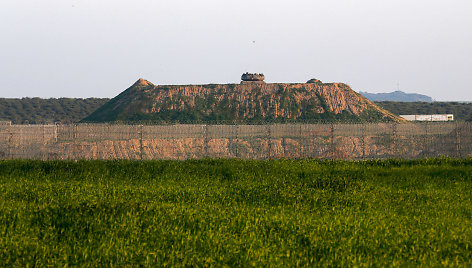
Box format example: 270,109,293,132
0,122,471,160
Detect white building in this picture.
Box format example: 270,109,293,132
400,114,454,121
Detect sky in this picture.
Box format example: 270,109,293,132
1,0,471,101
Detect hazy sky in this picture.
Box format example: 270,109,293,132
1,0,471,101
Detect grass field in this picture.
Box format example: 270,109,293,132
1,159,472,266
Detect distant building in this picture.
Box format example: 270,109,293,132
0,121,12,126
400,114,454,121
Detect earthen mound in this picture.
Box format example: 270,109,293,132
82,78,404,123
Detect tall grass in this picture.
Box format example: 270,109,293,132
1,159,471,266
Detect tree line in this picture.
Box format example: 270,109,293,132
1,98,471,124
0,98,109,124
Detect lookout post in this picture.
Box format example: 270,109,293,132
241,72,265,84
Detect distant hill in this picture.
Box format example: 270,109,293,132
375,101,472,121
0,98,109,124
82,79,403,124
360,91,434,102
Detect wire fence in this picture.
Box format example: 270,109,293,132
0,122,471,160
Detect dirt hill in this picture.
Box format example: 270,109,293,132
82,79,403,123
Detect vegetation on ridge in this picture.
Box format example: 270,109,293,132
2,95,471,125
0,98,108,124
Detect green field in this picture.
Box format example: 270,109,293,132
1,159,472,266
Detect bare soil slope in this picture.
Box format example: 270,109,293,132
83,79,403,123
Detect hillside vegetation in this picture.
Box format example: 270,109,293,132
1,98,471,125
0,98,108,124
82,79,402,124
1,159,471,266
375,101,472,121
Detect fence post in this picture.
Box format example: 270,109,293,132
299,124,303,158
171,125,175,159
235,125,239,158
361,124,366,159
423,122,428,158
267,124,272,159
41,125,45,160
139,125,144,160
426,122,435,158
456,122,461,158
55,123,63,160
204,124,209,158
54,124,58,142
392,122,398,157
7,125,13,159
282,134,287,159
330,123,335,160
73,124,78,160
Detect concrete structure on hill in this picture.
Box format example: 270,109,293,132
241,73,265,84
